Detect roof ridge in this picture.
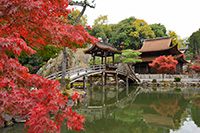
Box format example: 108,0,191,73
144,36,170,42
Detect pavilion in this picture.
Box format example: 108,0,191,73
84,41,122,70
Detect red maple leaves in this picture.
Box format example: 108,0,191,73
0,0,97,132
190,56,200,73
149,55,178,73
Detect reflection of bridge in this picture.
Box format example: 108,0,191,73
45,64,139,88
76,87,141,122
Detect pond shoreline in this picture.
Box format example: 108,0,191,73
138,81,200,88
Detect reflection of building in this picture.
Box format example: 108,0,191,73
139,114,174,128
134,37,187,74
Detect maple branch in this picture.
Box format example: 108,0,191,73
2,19,16,30
69,1,96,8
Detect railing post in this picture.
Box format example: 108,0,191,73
77,68,79,76
83,76,86,90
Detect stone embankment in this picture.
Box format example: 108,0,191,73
138,74,200,88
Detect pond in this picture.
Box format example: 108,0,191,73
1,85,200,133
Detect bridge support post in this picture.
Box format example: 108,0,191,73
115,73,118,88
126,76,129,96
102,72,105,86
104,73,107,85
102,85,105,106
90,75,92,87
116,83,119,102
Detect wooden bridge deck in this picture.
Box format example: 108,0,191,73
45,65,140,84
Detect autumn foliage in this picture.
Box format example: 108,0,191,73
190,56,200,73
149,55,178,80
149,55,178,73
0,0,97,132
150,99,180,117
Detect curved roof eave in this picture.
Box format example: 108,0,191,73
84,43,122,54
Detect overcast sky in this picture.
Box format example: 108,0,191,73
79,0,200,39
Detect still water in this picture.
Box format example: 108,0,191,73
1,85,200,133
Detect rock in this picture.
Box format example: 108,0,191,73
37,48,91,77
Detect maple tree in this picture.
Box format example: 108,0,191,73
61,0,96,89
190,55,200,73
0,0,97,132
149,55,178,81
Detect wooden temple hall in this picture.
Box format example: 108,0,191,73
85,42,122,69
134,37,187,74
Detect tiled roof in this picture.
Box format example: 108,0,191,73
135,37,173,52
84,42,122,55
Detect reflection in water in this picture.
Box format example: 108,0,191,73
1,86,200,133
150,99,180,117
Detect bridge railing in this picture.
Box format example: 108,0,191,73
66,64,105,78
45,64,105,80
116,65,140,82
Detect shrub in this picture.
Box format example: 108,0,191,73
56,78,71,89
174,76,181,82
62,91,68,96
152,79,157,83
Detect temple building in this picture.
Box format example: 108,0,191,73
133,37,187,74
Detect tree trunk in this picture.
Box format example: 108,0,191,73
162,73,164,81
60,1,90,90
75,4,87,26
61,46,67,90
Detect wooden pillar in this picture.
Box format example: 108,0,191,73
112,54,115,66
93,55,95,65
90,75,92,87
126,76,129,96
146,65,148,73
102,72,105,86
104,52,107,70
104,73,107,85
101,56,103,64
102,85,105,106
115,73,118,87
116,79,119,102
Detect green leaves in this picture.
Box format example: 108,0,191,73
150,23,167,37
189,29,200,56
109,49,142,64
110,18,155,50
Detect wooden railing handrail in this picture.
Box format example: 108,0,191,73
45,64,105,80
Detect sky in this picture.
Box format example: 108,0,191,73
76,0,200,39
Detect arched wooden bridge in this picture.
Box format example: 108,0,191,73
45,64,140,86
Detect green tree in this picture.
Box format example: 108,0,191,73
110,49,142,82
189,29,200,56
150,23,167,37
94,15,108,26
167,30,185,49
89,15,112,42
19,43,61,74
110,18,155,50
